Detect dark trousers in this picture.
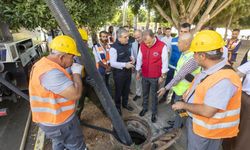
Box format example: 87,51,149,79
163,67,175,98
222,92,250,150
172,93,186,128
39,115,86,150
113,69,131,111
142,77,159,114
102,73,111,95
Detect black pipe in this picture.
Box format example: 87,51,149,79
0,76,29,101
44,0,132,145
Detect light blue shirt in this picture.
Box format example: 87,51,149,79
40,69,73,94
186,59,237,110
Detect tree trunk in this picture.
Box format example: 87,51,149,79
133,15,138,30
224,13,233,40
0,21,13,42
146,8,151,30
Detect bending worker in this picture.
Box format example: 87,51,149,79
29,35,87,150
172,30,242,150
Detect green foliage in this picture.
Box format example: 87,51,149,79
0,0,122,31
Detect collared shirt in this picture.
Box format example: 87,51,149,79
238,61,250,95
136,38,169,74
186,59,237,110
109,45,133,70
165,58,199,90
161,36,172,51
131,41,140,61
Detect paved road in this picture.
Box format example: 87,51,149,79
0,98,30,150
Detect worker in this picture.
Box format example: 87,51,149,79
29,35,87,150
158,33,200,131
160,27,172,50
110,28,134,115
131,30,143,101
226,28,241,66
223,53,250,150
108,26,115,44
159,23,191,104
136,29,168,123
92,30,111,94
172,30,242,150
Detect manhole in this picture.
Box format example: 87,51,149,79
111,116,151,149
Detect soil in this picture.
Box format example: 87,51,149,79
80,101,113,150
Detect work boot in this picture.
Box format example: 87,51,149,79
151,113,157,123
139,109,148,116
133,95,141,101
122,104,134,111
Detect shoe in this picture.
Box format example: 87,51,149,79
162,125,174,133
151,114,157,123
167,120,175,126
117,108,122,116
133,95,141,101
122,104,134,111
139,109,147,116
159,96,167,104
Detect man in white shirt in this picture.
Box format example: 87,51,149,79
131,30,143,101
161,27,172,50
136,29,169,123
110,28,135,115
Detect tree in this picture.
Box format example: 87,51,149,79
130,0,235,33
0,0,122,42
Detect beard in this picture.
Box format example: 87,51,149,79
100,39,108,44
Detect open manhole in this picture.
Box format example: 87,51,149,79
111,116,151,149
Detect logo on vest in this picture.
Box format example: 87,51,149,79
153,52,159,57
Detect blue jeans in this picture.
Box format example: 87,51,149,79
39,115,86,150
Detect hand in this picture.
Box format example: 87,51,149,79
157,87,166,97
130,56,135,64
158,76,164,84
105,65,111,72
125,62,134,69
71,63,83,75
172,101,185,111
136,72,141,80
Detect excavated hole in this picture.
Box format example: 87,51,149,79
128,130,146,145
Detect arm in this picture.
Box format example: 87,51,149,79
109,47,126,69
59,74,83,100
237,61,250,77
161,45,169,76
165,58,198,90
136,48,142,72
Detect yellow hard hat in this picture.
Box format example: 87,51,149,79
78,28,88,41
49,35,81,56
189,30,225,52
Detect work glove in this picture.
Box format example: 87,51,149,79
125,62,134,69
71,63,83,75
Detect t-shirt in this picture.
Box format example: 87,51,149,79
238,61,250,95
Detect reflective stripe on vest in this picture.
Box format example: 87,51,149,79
30,96,68,104
193,118,240,130
189,69,242,139
31,104,75,115
172,52,200,96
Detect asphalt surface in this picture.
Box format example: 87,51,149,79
0,98,30,150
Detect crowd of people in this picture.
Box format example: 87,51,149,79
28,24,249,150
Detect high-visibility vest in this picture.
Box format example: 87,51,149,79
93,43,110,74
29,57,75,125
188,69,242,139
172,52,201,96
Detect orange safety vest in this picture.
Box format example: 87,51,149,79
188,69,242,139
93,43,110,69
29,57,75,125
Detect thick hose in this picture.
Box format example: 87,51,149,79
44,0,132,145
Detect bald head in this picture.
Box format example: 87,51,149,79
178,33,193,52
134,30,143,43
